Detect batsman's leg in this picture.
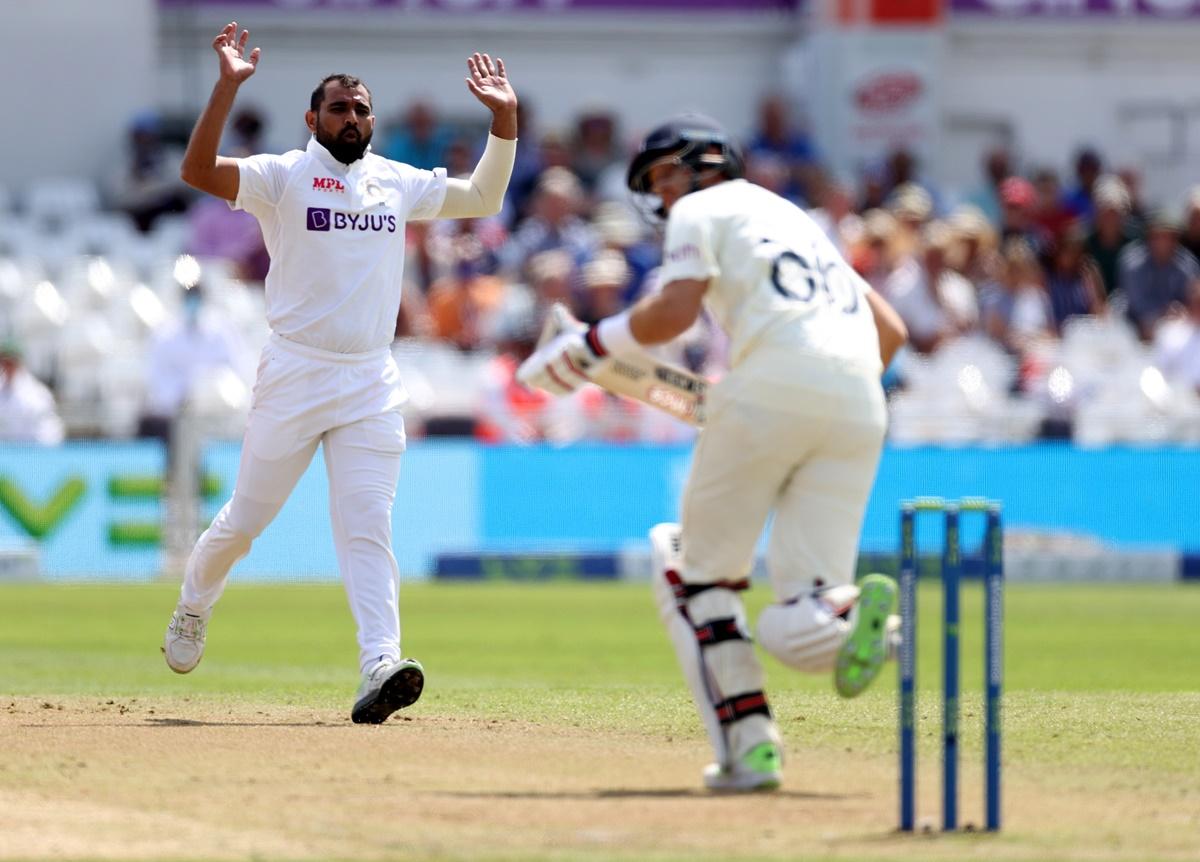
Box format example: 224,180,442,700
761,400,891,697
651,523,782,792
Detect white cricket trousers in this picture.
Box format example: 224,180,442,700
682,346,888,598
180,333,409,672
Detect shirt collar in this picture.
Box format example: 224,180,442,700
306,136,373,173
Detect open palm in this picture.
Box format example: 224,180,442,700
465,53,516,113
213,22,260,83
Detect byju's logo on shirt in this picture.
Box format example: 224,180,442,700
312,177,345,193
306,208,397,233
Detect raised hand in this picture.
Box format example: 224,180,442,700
465,53,517,115
212,21,260,84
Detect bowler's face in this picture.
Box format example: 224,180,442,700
311,84,374,143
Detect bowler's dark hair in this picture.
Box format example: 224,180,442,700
310,74,372,113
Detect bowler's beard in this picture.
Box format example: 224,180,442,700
318,125,371,165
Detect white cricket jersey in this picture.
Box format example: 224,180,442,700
232,137,447,354
658,179,881,374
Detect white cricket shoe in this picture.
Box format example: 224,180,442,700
703,742,783,792
163,604,209,674
351,657,425,724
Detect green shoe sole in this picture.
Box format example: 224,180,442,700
834,574,897,698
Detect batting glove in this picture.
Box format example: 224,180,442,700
517,325,612,396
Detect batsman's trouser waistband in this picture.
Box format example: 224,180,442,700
269,332,392,364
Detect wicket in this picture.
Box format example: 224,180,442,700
898,497,1003,832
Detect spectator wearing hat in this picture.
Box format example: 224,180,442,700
948,205,1000,286
998,176,1050,258
1117,210,1200,342
591,201,655,302
881,220,977,354
578,249,630,325
524,249,580,323
1084,175,1140,299
380,100,453,171
0,341,64,445
851,208,903,293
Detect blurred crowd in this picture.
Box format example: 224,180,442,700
2,94,1200,448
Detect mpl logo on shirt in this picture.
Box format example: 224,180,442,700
306,208,397,233
312,177,346,193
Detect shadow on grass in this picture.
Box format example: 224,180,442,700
431,789,857,800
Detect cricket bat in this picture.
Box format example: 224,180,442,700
533,303,707,426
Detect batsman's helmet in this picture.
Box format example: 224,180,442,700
626,113,745,195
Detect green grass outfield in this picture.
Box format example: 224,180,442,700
4,580,1199,773
2,581,1199,862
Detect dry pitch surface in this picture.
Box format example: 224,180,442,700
2,583,1198,862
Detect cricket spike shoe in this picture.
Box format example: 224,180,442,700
834,573,898,698
162,604,210,674
703,742,783,792
351,657,425,724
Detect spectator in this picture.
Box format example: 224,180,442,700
1153,280,1200,396
998,176,1050,257
948,205,1000,286
1117,210,1200,342
498,167,598,275
0,340,64,445
1061,147,1103,222
591,201,656,302
851,208,902,292
807,173,862,256
745,152,796,204
1044,224,1106,333
424,215,507,284
1030,167,1074,243
881,221,976,354
1085,175,1138,298
137,285,244,444
747,94,819,200
107,109,191,233
1179,186,1200,264
979,238,1053,354
225,106,270,157
888,182,934,244
187,198,270,281
381,100,452,170
475,309,574,444
571,109,621,193
1117,166,1149,234
965,146,1012,229
578,249,630,324
524,248,579,321
425,267,508,351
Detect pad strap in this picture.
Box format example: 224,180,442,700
715,691,773,725
663,569,751,609
695,617,744,647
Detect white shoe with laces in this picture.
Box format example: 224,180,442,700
351,657,425,724
162,604,209,674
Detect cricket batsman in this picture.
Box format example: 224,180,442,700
162,22,517,724
519,115,909,790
